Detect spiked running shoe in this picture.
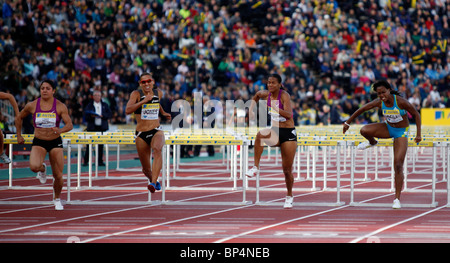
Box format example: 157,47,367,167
36,163,47,184
284,196,293,209
0,153,11,164
54,199,64,211
147,182,156,193
357,140,378,151
245,166,259,178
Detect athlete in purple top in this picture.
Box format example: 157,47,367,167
247,74,298,208
15,80,73,210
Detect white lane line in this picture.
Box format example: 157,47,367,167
348,205,447,243
213,205,350,243
0,204,157,235
0,176,256,236
0,166,445,243
80,205,253,243
212,179,445,243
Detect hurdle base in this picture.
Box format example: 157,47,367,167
349,202,439,208
166,186,243,191
67,200,161,206
0,200,161,206
0,201,55,205
255,201,345,207
0,200,254,206
162,200,253,206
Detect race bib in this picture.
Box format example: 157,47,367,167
141,103,159,120
269,101,286,122
383,109,403,123
35,112,57,128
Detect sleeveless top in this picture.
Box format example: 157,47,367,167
33,97,61,128
134,88,160,120
381,95,406,124
267,90,287,122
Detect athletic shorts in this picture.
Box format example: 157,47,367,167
270,127,297,145
32,137,63,152
385,122,409,139
135,127,163,146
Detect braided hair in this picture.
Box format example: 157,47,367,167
372,79,400,96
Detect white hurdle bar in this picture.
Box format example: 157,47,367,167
0,137,155,206
348,141,445,208
253,140,346,207
2,135,450,207
160,138,252,206
165,135,242,181
447,142,450,207
0,135,252,206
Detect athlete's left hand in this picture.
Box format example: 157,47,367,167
163,112,172,121
414,135,422,143
51,127,60,136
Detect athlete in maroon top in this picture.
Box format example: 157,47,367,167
16,80,73,210
247,73,298,208
32,97,62,128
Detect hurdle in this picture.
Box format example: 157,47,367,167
159,138,252,206
67,136,251,206
348,140,445,208
167,134,239,179
253,140,346,207
70,134,251,206
447,142,450,207
65,136,160,206
2,128,449,208
0,137,157,206
164,127,254,185
3,133,93,189
163,137,245,188
0,135,252,206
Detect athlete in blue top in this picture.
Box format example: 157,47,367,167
343,80,422,209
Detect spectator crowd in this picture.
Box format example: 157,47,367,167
0,0,449,131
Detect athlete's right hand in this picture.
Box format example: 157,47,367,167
343,123,349,134
17,135,24,144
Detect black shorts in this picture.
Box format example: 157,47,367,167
270,127,297,145
135,128,162,146
32,137,63,152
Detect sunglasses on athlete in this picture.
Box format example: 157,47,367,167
140,80,153,85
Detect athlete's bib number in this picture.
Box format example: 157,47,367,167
269,101,286,122
141,103,159,120
35,112,57,128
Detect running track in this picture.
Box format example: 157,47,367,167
1,154,449,246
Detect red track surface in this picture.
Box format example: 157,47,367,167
1,153,449,244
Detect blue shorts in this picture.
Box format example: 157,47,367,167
385,122,409,139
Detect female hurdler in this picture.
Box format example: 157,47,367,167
343,80,421,209
16,80,73,210
246,74,297,208
126,73,171,193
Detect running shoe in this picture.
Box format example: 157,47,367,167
0,152,11,164
245,166,259,178
357,140,378,150
155,181,161,191
147,182,156,193
54,199,64,211
284,196,293,209
36,163,47,184
392,198,401,209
